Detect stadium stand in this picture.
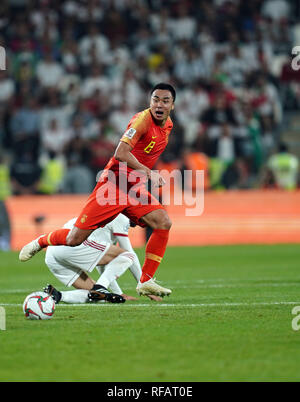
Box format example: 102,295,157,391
0,0,300,249
0,0,299,194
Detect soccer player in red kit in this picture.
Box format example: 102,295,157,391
19,83,176,297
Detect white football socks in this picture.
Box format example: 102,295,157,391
129,254,142,283
60,289,89,304
96,252,135,289
59,252,135,303
108,280,123,295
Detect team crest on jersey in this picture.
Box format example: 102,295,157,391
124,128,136,139
81,214,88,224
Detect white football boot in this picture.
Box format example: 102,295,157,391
136,278,172,297
19,237,43,262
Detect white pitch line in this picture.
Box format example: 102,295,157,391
0,289,34,294
1,301,300,308
0,281,298,295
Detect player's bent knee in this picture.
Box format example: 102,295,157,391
155,214,172,230
160,217,172,230
142,209,172,230
66,238,82,247
66,233,84,247
66,228,91,247
98,245,125,265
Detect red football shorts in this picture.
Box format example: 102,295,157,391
75,177,165,230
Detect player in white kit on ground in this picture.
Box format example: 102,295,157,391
44,213,162,304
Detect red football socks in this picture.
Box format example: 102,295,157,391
38,229,70,248
140,229,169,283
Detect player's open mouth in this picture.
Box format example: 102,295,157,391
155,110,164,118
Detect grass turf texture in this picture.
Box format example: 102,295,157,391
0,244,300,382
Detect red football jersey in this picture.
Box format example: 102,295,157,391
103,108,173,177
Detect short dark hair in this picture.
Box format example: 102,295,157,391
150,83,176,102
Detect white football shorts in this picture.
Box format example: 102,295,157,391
45,240,111,287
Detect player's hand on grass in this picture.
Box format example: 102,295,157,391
147,294,163,302
121,293,162,302
121,294,139,301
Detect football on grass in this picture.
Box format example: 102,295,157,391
23,291,55,320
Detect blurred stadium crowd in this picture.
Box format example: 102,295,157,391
0,0,299,198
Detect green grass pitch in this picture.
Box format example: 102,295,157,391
1,244,300,382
